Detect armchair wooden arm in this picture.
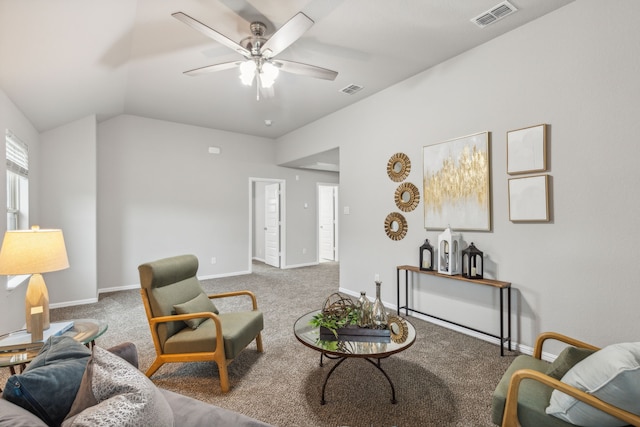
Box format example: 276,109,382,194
502,368,640,427
532,331,600,359
207,290,259,310
141,291,225,359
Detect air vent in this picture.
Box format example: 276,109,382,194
339,84,364,95
471,1,518,28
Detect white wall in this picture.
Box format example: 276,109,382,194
97,115,338,290
276,0,640,351
39,116,98,307
0,90,41,333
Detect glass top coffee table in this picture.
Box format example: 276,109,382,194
294,310,416,404
0,318,108,375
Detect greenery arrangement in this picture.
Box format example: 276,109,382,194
309,308,358,338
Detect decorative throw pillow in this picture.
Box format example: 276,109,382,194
2,335,91,426
546,346,596,380
173,292,218,329
546,342,640,427
63,345,173,427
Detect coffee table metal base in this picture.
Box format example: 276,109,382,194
319,353,397,405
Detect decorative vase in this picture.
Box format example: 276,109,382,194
357,291,371,328
371,281,388,329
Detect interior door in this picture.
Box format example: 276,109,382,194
318,185,337,261
264,183,280,267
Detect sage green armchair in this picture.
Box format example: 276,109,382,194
138,254,264,393
492,332,640,427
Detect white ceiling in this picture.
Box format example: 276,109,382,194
0,0,573,140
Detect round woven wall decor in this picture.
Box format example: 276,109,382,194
384,212,408,241
394,182,420,212
386,153,411,182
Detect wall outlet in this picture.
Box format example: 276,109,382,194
211,257,216,264
302,248,307,254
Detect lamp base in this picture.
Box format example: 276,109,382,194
25,273,50,333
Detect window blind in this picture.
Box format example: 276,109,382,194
6,130,28,177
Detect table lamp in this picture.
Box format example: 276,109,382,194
0,226,69,332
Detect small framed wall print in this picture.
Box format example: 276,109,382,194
507,124,547,175
508,175,549,222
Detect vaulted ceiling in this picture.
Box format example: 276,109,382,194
0,0,573,139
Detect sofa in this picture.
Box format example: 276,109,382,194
1,336,272,427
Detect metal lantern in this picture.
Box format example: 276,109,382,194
437,226,462,275
462,242,484,280
419,239,434,271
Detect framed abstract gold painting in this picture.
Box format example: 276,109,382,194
423,132,491,231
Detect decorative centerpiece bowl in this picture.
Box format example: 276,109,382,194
311,293,391,342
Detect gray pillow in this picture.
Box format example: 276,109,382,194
63,346,173,427
2,336,91,426
173,292,219,329
546,346,596,380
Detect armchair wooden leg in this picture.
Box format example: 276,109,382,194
255,332,264,353
145,358,165,378
217,357,230,393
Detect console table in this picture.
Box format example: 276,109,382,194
396,265,512,356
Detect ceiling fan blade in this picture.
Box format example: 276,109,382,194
261,12,314,59
274,59,338,81
172,12,250,57
184,61,241,77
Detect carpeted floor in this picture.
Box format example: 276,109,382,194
3,261,517,426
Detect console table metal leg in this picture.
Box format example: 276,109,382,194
405,270,409,316
396,268,400,315
498,287,513,355
508,287,512,351
500,288,505,357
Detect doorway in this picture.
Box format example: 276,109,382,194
249,178,285,271
318,183,338,262
264,182,280,267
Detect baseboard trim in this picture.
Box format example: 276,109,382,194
50,297,98,309
199,271,250,280
97,271,250,296
282,261,319,269
99,284,140,294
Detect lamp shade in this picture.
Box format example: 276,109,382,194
0,227,69,275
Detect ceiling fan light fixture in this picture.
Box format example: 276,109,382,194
260,62,279,88
239,60,256,86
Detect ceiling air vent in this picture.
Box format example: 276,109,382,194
471,1,518,28
339,84,364,95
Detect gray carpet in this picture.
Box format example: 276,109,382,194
3,261,516,426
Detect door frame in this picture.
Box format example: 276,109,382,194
249,177,286,272
317,183,339,262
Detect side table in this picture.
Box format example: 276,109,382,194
0,318,108,376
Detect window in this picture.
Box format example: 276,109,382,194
5,129,30,289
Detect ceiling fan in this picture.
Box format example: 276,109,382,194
172,11,338,99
